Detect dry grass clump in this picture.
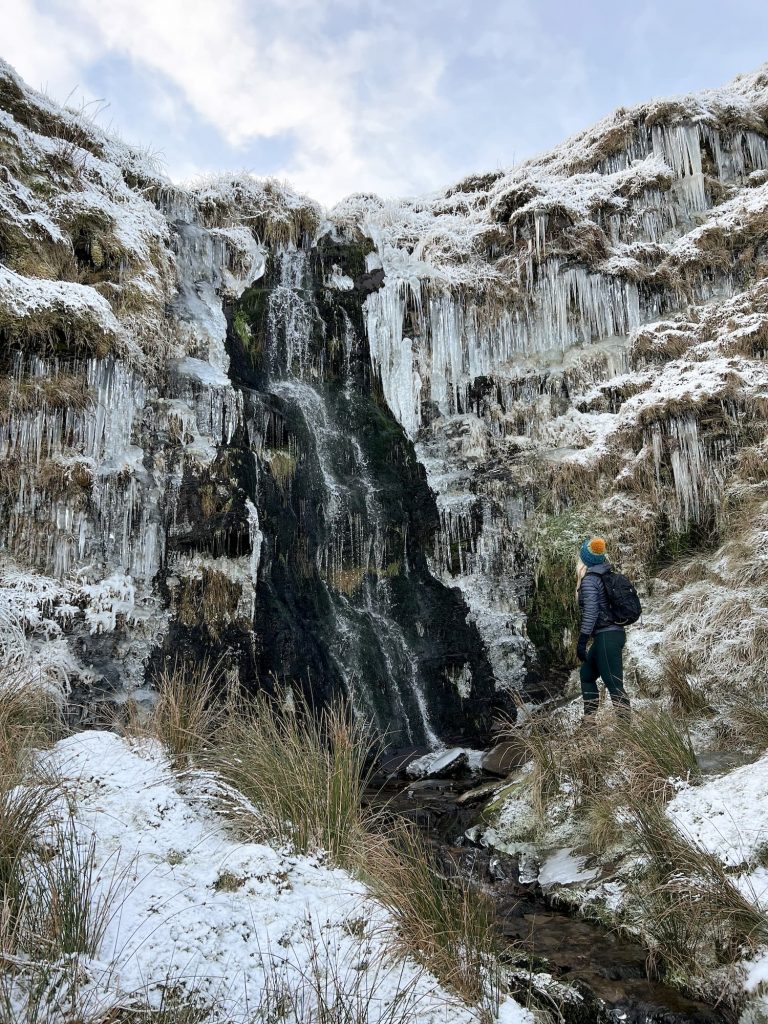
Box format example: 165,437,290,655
0,301,117,359
628,800,768,985
618,709,699,797
630,323,695,367
730,685,768,751
659,653,711,718
363,823,501,1010
175,569,244,642
265,447,298,490
209,693,375,871
190,174,321,248
580,792,625,854
0,372,92,420
0,679,60,783
24,823,121,961
0,784,53,951
517,706,699,832
147,657,223,769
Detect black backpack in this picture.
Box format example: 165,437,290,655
599,569,642,626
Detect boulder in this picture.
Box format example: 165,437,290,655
406,747,469,779
481,739,528,776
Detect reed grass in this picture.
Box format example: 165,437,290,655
208,692,375,872
149,657,223,768
363,822,501,1011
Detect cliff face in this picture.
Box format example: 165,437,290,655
2,57,768,742
0,60,501,745
339,66,768,700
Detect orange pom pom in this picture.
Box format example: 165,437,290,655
588,537,607,555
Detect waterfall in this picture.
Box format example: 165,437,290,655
250,250,442,746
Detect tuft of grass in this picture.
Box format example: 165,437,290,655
250,923,431,1024
0,784,53,951
25,821,122,960
730,686,768,751
149,657,223,769
522,718,611,816
175,570,244,643
618,708,699,797
628,800,768,983
363,822,501,1011
580,792,624,855
660,652,711,718
209,693,375,871
0,679,60,784
0,299,117,359
520,723,564,815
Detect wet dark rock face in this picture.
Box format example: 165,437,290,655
157,238,508,747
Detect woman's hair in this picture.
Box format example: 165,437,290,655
576,557,588,593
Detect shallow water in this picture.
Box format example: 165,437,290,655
366,776,726,1024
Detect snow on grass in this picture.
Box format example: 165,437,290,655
36,730,531,1023
667,752,768,870
0,264,127,349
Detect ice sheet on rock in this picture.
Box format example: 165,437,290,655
406,747,475,778
175,356,231,388
537,849,599,889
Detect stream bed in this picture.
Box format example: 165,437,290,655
365,772,726,1024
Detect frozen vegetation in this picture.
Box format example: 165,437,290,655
3,46,768,1021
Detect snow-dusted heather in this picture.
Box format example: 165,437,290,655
11,730,532,1024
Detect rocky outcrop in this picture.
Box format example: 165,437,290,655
2,55,768,747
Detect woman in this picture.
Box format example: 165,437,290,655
576,537,631,724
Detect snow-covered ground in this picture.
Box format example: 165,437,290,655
3,729,532,1023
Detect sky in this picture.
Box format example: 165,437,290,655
2,0,767,207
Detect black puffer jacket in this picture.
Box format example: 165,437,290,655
578,563,624,636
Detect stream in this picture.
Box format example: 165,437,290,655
365,769,726,1024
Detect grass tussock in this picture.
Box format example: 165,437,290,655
0,373,92,420
209,692,375,870
175,569,244,642
0,784,53,951
24,821,122,961
363,823,501,1011
730,685,768,751
0,679,60,784
147,657,224,769
660,652,711,718
0,301,116,359
518,707,699,822
628,800,768,983
620,709,699,795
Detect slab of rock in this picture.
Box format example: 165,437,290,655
456,780,502,805
406,747,469,779
481,739,528,776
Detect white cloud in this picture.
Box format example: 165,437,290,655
0,0,96,100
4,0,762,206
0,0,451,204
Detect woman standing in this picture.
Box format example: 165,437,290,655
576,537,631,724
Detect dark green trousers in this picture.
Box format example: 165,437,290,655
580,629,629,718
